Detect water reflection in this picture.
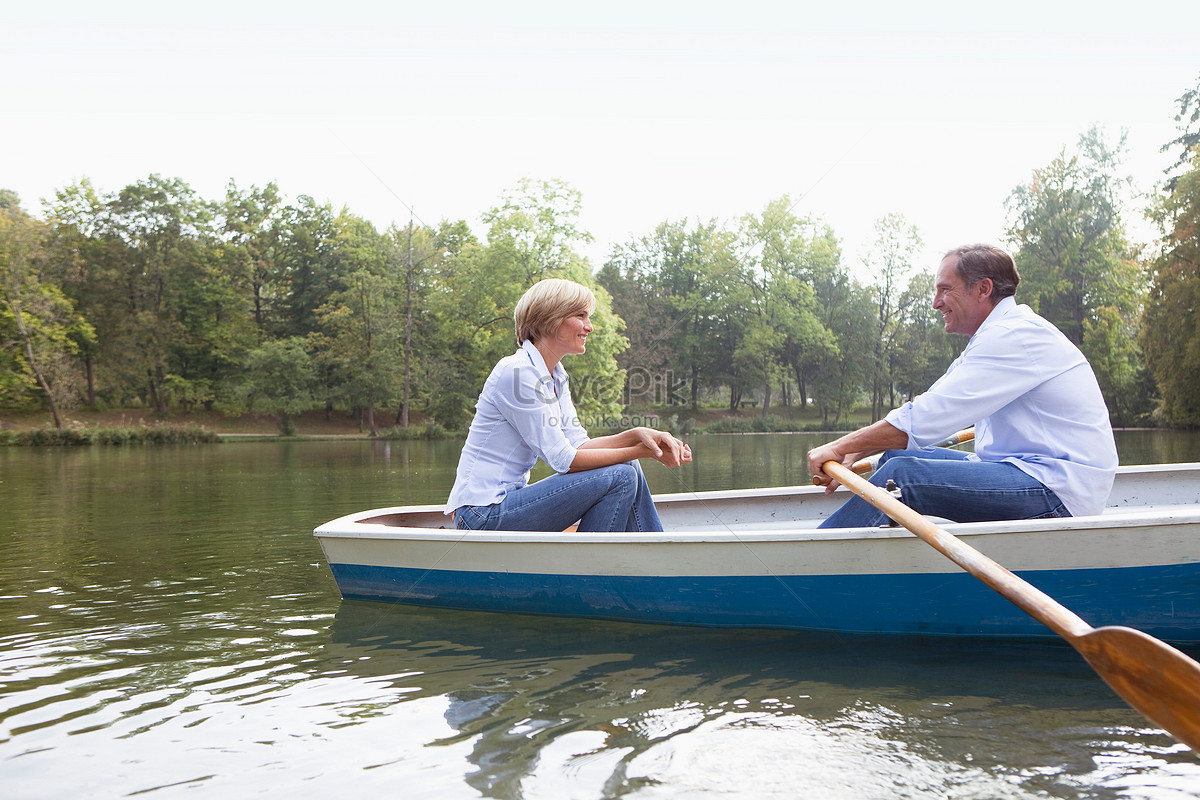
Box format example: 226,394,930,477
324,602,1200,799
3,433,1200,798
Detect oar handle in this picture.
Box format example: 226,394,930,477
812,457,875,485
823,460,1093,640
812,428,975,486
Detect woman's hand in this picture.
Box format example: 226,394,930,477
632,427,692,468
572,427,693,471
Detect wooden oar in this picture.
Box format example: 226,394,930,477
824,460,1200,753
812,428,975,486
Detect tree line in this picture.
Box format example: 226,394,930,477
3,76,1199,433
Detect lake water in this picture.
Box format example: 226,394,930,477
2,432,1200,799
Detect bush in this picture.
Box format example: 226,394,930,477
376,422,457,441
1,422,221,446
751,414,787,432
704,417,753,433
800,421,859,432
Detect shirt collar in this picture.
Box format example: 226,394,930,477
972,295,1017,339
520,339,569,387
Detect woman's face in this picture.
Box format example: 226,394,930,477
551,309,593,356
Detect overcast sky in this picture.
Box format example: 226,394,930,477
5,1,1199,276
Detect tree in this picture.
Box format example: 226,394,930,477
602,218,737,410
309,213,404,434
1142,151,1200,425
1086,305,1153,426
93,175,221,414
1163,72,1200,189
45,178,123,408
1006,127,1142,346
480,177,594,287
393,217,432,428
220,180,288,334
419,220,490,429
805,242,875,426
275,195,342,340
735,198,838,414
861,213,922,420
811,284,875,426
234,337,317,434
0,193,94,425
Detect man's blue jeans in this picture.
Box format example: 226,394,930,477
818,447,1070,528
455,460,663,532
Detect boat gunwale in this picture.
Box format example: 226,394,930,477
314,462,1200,545
314,504,1200,545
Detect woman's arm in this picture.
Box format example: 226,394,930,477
570,427,691,471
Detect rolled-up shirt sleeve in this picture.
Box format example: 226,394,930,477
493,363,580,473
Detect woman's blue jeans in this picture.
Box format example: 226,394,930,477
455,461,663,532
818,447,1069,528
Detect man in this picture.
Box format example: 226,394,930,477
807,244,1117,528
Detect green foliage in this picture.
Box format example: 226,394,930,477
0,421,220,446
8,120,1196,435
1006,127,1142,346
802,242,876,427
601,217,746,410
1142,151,1200,426
234,337,317,433
1,196,95,423
856,213,924,420
308,212,404,434
1084,305,1154,426
375,422,455,440
1163,72,1200,187
732,198,842,416
703,416,753,433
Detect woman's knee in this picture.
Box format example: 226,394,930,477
604,462,638,489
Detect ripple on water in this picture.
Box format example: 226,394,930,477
5,439,1200,798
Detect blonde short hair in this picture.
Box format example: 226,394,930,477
513,278,596,345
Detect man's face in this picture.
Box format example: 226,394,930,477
933,257,994,336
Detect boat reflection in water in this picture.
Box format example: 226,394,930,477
325,600,1199,798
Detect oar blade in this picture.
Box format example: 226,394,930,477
1072,625,1200,752
823,460,1200,752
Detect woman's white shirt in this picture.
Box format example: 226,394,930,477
444,340,589,513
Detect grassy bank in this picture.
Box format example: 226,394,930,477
0,404,873,445
0,409,377,438
0,422,221,446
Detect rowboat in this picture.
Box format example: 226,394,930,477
313,462,1200,641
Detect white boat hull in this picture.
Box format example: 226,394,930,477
314,463,1200,640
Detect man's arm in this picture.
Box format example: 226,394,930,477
807,419,908,493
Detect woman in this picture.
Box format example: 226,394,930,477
444,278,691,532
